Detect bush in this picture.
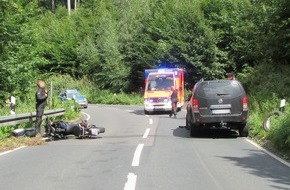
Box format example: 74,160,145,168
247,94,282,137
47,74,94,98
0,126,14,139
47,74,144,105
269,104,290,151
88,89,143,105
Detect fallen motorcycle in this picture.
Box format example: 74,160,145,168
45,119,105,140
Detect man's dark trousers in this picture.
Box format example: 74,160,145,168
35,107,44,134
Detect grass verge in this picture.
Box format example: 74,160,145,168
0,136,46,153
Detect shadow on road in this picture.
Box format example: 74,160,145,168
129,109,171,116
217,149,290,189
129,107,186,118
173,126,239,139
130,109,146,115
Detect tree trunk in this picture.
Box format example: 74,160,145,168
67,0,71,15
51,0,55,12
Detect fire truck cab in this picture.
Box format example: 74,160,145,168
144,68,184,114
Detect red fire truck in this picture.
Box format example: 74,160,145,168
144,68,184,114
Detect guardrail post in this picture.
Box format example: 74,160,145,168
10,96,16,115
50,80,53,110
279,99,286,113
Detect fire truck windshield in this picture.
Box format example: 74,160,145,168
146,74,174,91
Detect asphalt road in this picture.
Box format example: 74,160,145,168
0,104,289,190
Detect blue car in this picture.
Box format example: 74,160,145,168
58,89,88,108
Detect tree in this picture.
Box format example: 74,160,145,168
0,0,41,102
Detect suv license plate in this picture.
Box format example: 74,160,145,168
212,109,230,114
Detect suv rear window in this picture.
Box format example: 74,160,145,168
197,81,243,98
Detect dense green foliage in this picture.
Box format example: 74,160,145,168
269,105,290,155
1,0,289,94
0,0,290,150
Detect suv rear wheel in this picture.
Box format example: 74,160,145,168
239,124,249,137
190,123,199,137
185,113,190,130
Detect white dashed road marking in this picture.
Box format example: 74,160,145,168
132,144,144,167
143,128,150,138
124,173,137,190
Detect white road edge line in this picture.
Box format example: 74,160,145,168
132,144,144,167
143,128,150,138
245,138,290,168
149,118,153,125
0,146,26,156
81,111,90,121
124,173,137,190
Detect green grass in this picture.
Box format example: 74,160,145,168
247,95,290,161
268,105,290,152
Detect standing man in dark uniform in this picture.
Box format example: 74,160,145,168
35,80,48,135
170,86,178,118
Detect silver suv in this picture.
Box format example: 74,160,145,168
186,80,249,137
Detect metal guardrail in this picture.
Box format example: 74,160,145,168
0,109,65,127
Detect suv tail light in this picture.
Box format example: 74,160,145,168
191,98,199,111
243,97,248,111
